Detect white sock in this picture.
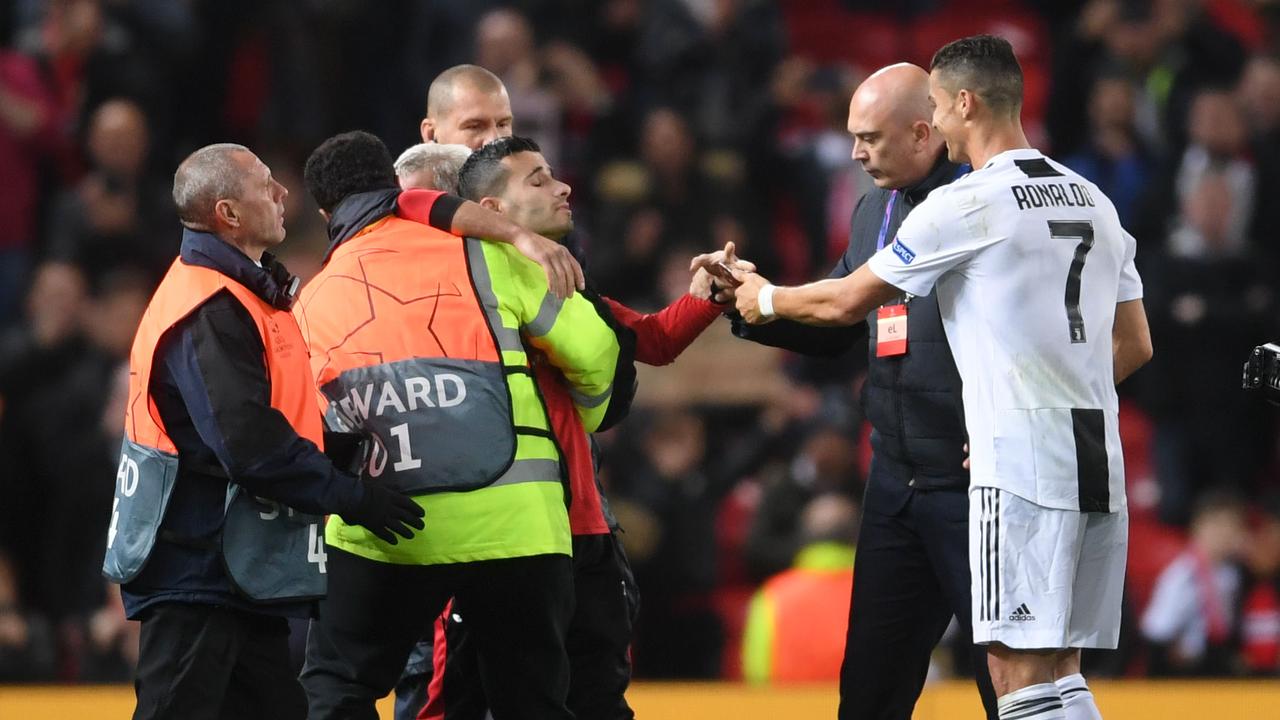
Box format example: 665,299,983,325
1055,673,1103,720
997,683,1066,720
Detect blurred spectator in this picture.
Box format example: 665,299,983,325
0,31,60,326
1063,72,1151,227
591,106,752,306
5,266,146,679
0,550,56,680
1238,53,1280,247
84,581,138,680
636,0,784,151
771,60,871,280
611,409,726,678
1165,89,1255,257
1047,0,1246,158
475,7,564,168
741,493,857,684
19,0,164,153
1139,168,1275,525
45,98,174,283
0,260,96,681
1131,84,1257,249
1240,494,1280,676
1141,490,1249,676
0,261,89,603
744,424,861,581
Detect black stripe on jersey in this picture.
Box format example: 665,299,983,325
1014,158,1063,178
1072,409,1110,513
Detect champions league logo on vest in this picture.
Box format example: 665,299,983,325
266,316,293,357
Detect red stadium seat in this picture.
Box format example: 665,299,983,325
781,0,906,71
1206,0,1268,51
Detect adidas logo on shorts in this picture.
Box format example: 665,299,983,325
1009,603,1036,622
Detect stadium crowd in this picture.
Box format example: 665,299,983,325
2,0,1280,687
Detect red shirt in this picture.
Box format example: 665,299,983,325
550,294,721,533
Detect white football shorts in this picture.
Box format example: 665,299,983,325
969,486,1127,650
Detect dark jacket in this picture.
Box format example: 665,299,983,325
121,230,362,620
734,155,969,497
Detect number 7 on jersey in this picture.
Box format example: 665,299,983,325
1048,220,1095,344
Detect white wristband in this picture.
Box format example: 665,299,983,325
758,284,777,319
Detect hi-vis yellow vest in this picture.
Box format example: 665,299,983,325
296,216,616,565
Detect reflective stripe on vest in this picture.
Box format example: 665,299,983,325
103,258,327,602
296,219,526,495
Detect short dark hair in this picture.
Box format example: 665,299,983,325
930,34,1024,115
303,130,398,213
457,136,542,202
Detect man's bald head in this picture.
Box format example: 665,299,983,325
421,65,513,149
846,63,944,189
850,63,933,129
426,64,505,118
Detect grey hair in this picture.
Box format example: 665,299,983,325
394,143,473,193
172,143,251,228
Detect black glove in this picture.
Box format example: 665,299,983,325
323,431,368,475
338,481,425,545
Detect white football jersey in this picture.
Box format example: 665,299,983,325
867,148,1142,512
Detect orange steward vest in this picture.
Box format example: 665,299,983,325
103,258,329,602
295,216,521,494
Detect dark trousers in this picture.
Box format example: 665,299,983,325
565,532,639,720
411,532,639,720
838,464,998,720
133,603,306,720
301,546,575,720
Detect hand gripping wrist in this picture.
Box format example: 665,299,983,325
758,284,777,319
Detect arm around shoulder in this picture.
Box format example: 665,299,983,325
506,250,633,432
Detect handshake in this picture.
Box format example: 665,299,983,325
687,241,774,323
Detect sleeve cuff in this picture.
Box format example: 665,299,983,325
396,188,464,232
430,193,465,232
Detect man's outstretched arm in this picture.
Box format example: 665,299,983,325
733,263,903,327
